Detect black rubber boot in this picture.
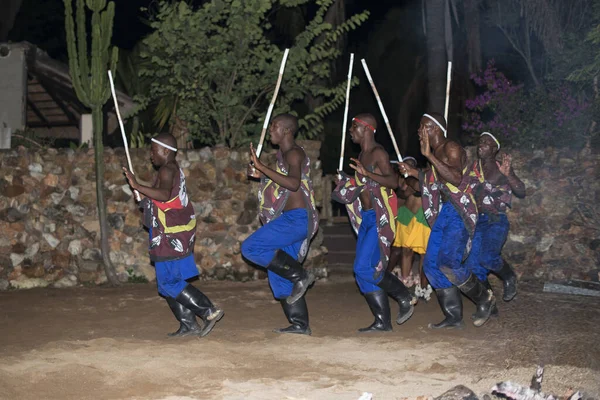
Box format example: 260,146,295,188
429,286,465,329
358,290,393,333
458,274,496,327
482,279,499,317
377,271,415,325
273,297,311,335
165,297,203,337
175,284,224,337
496,261,517,302
267,250,316,305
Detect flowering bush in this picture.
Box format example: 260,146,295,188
463,61,591,149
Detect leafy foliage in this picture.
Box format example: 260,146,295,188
137,0,368,148
463,61,591,149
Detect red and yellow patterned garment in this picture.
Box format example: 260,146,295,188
332,170,397,279
257,149,319,262
142,166,197,262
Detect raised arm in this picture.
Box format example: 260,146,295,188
421,135,464,186
498,153,526,198
252,144,303,192
349,147,398,190
124,164,175,202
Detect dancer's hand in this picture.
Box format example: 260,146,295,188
249,142,264,172
349,158,367,177
398,162,417,179
122,167,139,190
419,132,431,158
497,153,512,176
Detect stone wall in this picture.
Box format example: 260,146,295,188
0,141,327,290
464,144,599,282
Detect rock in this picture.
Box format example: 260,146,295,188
4,184,25,198
198,147,213,162
187,151,201,162
82,248,102,261
9,276,49,290
0,207,25,222
53,275,78,288
25,243,40,259
68,240,83,256
42,174,59,187
107,214,124,230
68,186,80,200
0,280,9,291
434,385,478,400
50,191,66,205
28,163,43,173
43,233,60,249
536,236,555,252
10,253,25,267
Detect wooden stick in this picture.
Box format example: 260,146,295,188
443,61,452,137
255,48,290,158
108,70,140,201
360,59,403,162
338,53,354,172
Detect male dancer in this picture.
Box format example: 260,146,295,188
389,157,432,302
241,114,319,335
123,133,224,337
399,113,495,328
333,113,414,333
465,132,525,304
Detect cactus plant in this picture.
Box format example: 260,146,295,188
64,0,120,285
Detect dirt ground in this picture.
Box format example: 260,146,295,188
0,274,599,400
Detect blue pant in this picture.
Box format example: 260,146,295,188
423,204,470,289
155,254,199,297
241,208,308,299
353,210,384,294
465,213,509,281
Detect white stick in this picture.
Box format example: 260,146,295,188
360,59,403,164
443,61,452,137
108,70,140,201
255,48,290,158
338,53,354,173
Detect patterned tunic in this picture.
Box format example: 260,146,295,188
466,160,512,215
257,149,319,263
141,165,197,262
332,170,397,278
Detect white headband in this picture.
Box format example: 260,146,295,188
423,114,446,134
151,138,178,152
402,156,417,164
480,132,500,150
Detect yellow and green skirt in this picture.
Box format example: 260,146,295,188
393,206,431,254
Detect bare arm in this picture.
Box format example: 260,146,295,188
498,154,525,198
252,144,303,192
349,148,398,190
422,138,464,186
123,165,175,202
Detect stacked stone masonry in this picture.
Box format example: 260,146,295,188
0,143,598,290
0,141,327,290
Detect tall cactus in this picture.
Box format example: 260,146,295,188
64,0,120,285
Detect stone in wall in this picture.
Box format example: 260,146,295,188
0,141,328,290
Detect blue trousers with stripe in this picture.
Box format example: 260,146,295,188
464,213,509,281
353,210,384,294
423,204,470,289
241,208,308,299
155,254,199,298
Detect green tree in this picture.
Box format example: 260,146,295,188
137,0,369,148
64,0,120,285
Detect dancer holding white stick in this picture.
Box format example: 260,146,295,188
108,70,141,202
247,49,290,178
360,59,403,163
332,111,415,333
443,61,452,137
338,53,355,174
